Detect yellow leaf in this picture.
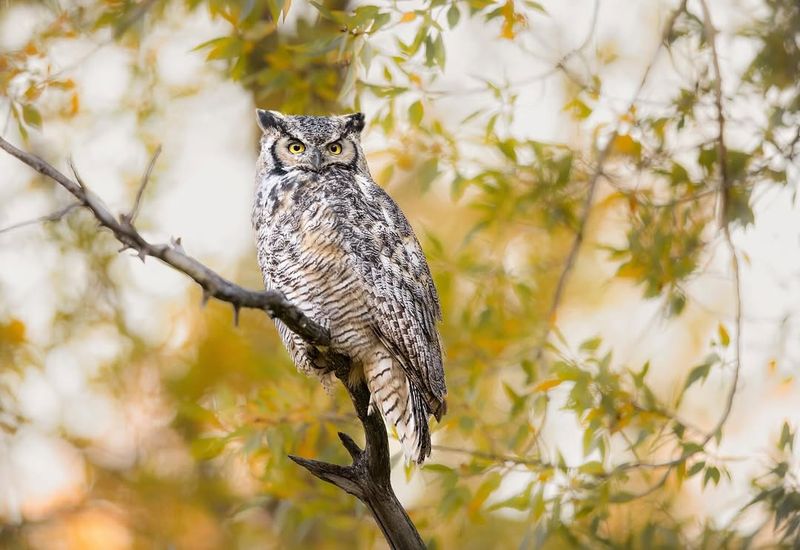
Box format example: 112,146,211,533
616,261,645,280
534,379,562,392
768,358,777,374
718,323,730,347
3,319,26,344
69,93,80,116
611,134,642,159
500,0,516,39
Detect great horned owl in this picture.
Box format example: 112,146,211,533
252,110,446,463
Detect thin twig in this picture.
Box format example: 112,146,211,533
611,0,745,501
0,202,81,236
362,0,601,99
533,0,689,361
432,444,547,468
699,0,742,441
127,144,162,224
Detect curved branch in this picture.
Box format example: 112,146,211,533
0,134,425,548
0,135,329,346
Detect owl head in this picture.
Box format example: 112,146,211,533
256,110,368,176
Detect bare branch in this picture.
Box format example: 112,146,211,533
290,360,426,550
0,134,426,547
127,144,162,225
0,202,80,236
699,0,743,441
0,135,330,346
533,0,689,361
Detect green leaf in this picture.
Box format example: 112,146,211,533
409,100,424,126
687,461,705,477
579,337,602,353
703,465,720,488
488,482,533,512
684,362,712,391
417,157,438,190
22,104,42,128
779,421,794,451
681,442,704,457
579,461,605,476
191,437,227,460
447,4,460,28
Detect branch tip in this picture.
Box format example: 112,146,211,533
338,432,363,461
232,303,241,326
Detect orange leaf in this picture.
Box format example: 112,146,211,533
533,379,562,392
400,12,416,23
69,93,80,116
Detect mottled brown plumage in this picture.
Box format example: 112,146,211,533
252,110,446,462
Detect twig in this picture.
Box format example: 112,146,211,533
0,135,329,346
126,144,162,224
361,0,601,98
699,0,742,441
607,1,745,501
0,202,80,235
432,444,547,468
533,0,689,361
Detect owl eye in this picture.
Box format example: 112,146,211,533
327,142,343,155
287,141,305,154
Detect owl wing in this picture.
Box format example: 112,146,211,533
356,185,447,417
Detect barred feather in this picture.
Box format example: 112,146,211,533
252,111,446,463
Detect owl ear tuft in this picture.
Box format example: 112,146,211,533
256,109,286,132
343,112,365,134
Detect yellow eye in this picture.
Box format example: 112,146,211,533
327,142,343,155
288,141,305,154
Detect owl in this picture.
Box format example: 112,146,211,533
251,109,446,463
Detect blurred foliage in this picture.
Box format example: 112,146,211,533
1,0,799,548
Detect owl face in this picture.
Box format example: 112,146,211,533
256,110,367,175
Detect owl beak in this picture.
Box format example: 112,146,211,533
309,149,323,171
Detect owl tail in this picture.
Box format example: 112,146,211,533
364,355,431,463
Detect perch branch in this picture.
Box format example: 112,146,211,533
0,134,425,548
0,135,329,346
289,358,426,550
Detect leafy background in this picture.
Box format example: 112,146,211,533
0,0,799,547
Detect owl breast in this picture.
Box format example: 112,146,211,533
253,164,445,463
253,169,378,358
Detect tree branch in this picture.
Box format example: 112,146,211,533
290,358,426,550
0,135,329,346
0,134,426,548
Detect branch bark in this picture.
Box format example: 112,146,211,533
290,358,425,550
0,135,425,548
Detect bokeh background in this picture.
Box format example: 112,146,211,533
1,0,799,547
